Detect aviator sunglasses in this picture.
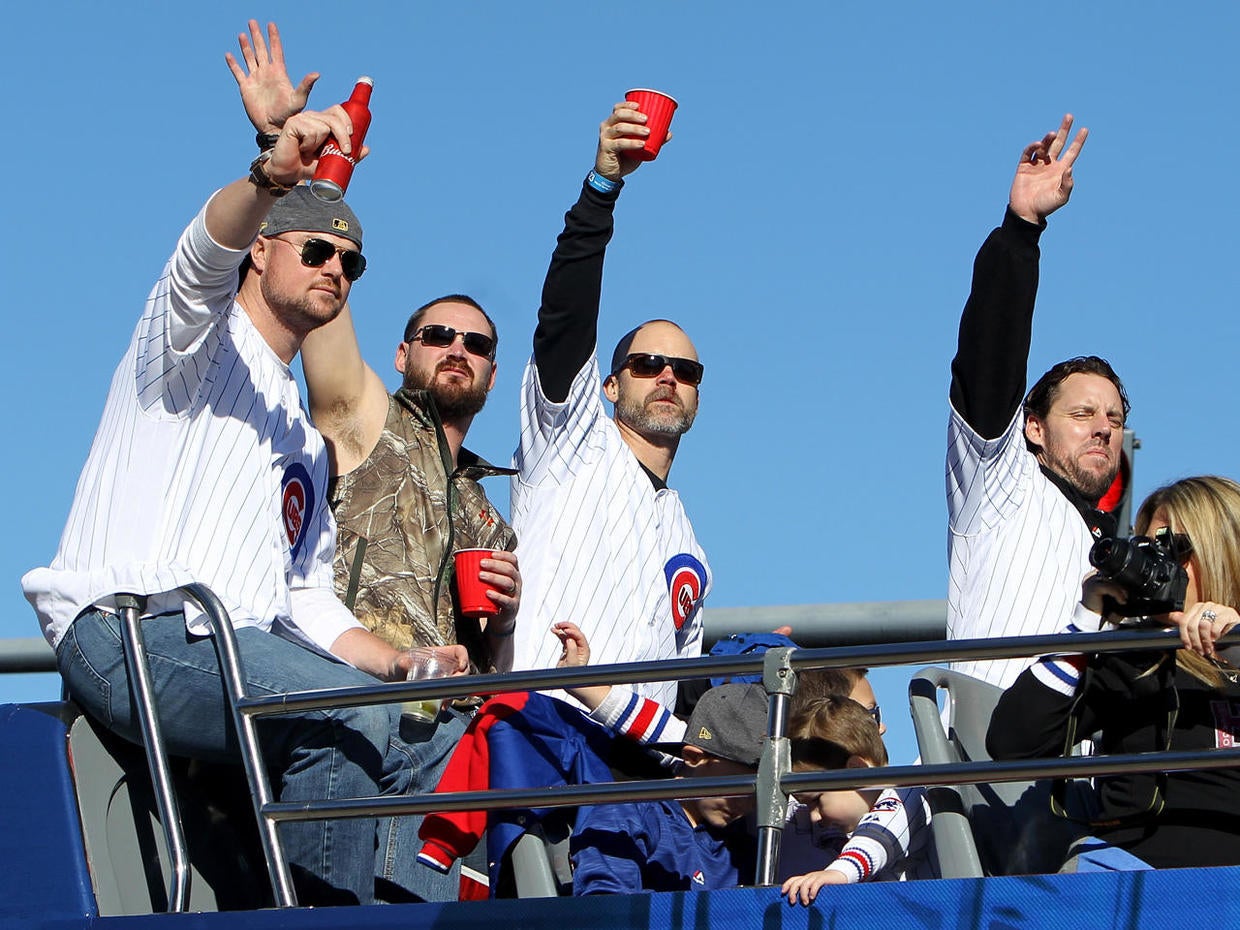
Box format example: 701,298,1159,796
407,324,496,360
617,352,705,386
272,236,367,282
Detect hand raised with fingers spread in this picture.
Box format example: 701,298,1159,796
1009,114,1088,225
226,20,319,134
595,101,656,182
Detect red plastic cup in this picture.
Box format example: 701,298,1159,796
624,89,678,161
454,548,501,618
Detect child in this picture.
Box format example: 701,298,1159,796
781,696,936,904
552,622,917,893
569,682,768,894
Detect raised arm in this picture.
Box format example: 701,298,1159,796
300,303,391,477
532,102,652,402
204,105,356,249
949,115,1088,439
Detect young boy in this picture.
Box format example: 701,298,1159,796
781,696,936,904
569,682,768,894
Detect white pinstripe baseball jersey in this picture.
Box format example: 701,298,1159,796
509,351,710,707
811,787,936,883
946,404,1102,688
22,199,359,654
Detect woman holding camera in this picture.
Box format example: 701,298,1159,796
988,475,1240,870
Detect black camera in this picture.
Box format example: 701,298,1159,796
1088,532,1189,617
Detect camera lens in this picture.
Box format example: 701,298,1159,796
1089,537,1130,576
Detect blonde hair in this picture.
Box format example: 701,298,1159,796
1133,475,1240,687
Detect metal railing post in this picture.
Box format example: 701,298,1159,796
181,583,297,908
755,646,796,885
115,593,191,912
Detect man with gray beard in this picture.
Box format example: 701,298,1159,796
509,101,712,708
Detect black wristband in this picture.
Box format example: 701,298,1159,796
256,131,280,152
248,150,293,197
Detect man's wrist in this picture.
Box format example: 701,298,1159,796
248,150,294,197
586,169,621,194
256,131,281,152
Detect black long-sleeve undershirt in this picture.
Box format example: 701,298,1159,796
533,180,622,403
989,653,1240,869
949,209,1045,440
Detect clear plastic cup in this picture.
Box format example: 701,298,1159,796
402,647,451,723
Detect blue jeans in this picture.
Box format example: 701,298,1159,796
57,609,404,906
378,709,470,901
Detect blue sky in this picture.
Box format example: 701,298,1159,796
3,3,1238,765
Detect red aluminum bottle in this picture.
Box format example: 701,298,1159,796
310,76,373,202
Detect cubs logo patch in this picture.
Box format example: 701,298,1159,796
664,553,706,631
281,463,316,561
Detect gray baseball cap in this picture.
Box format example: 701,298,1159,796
681,682,769,767
258,184,363,249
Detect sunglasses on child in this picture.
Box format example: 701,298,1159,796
272,236,366,282
406,324,496,360
616,352,705,386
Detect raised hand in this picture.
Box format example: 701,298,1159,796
595,102,661,182
225,20,319,134
1009,114,1088,225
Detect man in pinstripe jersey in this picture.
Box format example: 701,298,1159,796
509,102,712,707
947,114,1129,689
22,99,431,904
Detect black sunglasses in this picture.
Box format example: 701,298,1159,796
272,236,366,282
617,352,704,386
407,324,496,360
867,704,882,728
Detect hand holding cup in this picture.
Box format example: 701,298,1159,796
623,89,677,161
455,548,521,619
402,646,454,723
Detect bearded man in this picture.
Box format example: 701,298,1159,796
947,114,1130,688
300,294,521,671
509,101,711,708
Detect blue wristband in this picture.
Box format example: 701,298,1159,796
586,170,620,194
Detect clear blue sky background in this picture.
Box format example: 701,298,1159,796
3,3,1238,765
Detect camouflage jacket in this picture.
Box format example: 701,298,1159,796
328,388,516,670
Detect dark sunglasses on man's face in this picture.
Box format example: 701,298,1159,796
867,704,882,729
407,324,496,360
274,236,367,282
617,352,704,386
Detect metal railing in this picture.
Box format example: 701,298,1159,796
0,599,952,677
8,598,1235,907
235,622,1240,897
